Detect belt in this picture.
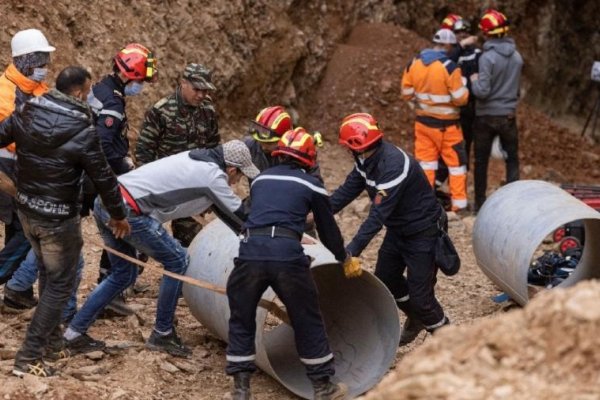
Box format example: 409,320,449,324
243,226,301,241
119,184,141,215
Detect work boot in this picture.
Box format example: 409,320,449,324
230,372,252,400
101,293,134,318
426,316,451,334
146,328,191,358
3,286,38,310
399,315,425,346
312,378,348,400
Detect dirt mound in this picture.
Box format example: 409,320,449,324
361,280,600,400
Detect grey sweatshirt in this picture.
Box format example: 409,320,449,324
471,37,523,116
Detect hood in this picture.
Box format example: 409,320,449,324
483,37,516,57
419,49,448,66
22,89,92,148
188,145,226,170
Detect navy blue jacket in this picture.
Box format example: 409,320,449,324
239,163,346,263
88,75,130,172
330,141,441,256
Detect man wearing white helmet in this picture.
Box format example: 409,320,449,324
0,29,56,309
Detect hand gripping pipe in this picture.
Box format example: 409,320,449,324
473,180,600,305
183,219,400,399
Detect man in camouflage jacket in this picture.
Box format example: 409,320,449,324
135,63,220,247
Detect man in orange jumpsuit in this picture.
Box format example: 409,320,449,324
401,29,469,211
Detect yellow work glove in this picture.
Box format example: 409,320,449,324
343,255,363,278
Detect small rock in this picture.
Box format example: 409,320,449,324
69,365,106,380
85,351,104,361
110,389,128,399
197,349,210,359
160,361,180,373
171,360,196,373
0,348,17,360
23,374,48,395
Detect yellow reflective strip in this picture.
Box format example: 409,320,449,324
340,118,377,130
295,133,312,146
120,48,147,56
271,112,289,130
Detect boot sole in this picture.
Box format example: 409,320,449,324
145,342,191,358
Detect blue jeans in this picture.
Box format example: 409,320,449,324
7,248,84,321
69,198,188,335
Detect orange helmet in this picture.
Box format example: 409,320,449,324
114,43,158,82
479,9,510,36
339,113,383,152
249,106,293,143
272,127,317,168
441,13,470,33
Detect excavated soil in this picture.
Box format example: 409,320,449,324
0,5,599,400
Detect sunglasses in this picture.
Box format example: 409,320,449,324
248,120,278,141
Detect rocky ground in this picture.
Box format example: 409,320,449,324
1,3,600,400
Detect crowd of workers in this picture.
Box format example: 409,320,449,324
0,7,522,400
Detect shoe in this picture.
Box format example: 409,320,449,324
3,286,38,310
44,348,71,363
399,316,425,346
312,378,348,400
427,316,451,334
12,359,56,377
101,293,134,318
230,372,252,400
146,329,191,358
65,333,106,355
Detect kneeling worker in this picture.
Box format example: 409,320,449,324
225,128,361,400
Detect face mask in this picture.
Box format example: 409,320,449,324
124,81,144,96
30,67,48,82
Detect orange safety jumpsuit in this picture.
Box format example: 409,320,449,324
401,49,469,210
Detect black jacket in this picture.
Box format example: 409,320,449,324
330,141,441,256
0,89,126,220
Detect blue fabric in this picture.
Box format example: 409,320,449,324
69,198,188,334
7,248,85,321
419,49,447,65
92,75,129,161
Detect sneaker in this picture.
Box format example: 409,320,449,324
12,359,56,377
3,286,38,310
101,293,134,318
145,329,191,358
399,317,425,346
44,348,71,363
312,379,348,400
65,333,106,355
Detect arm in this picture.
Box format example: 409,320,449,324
448,66,469,107
205,172,244,233
0,115,16,148
95,103,126,160
400,60,415,101
80,127,126,220
202,102,221,148
470,54,492,99
330,167,366,214
312,192,347,262
135,107,163,166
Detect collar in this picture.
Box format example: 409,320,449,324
5,63,48,96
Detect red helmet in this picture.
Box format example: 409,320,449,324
114,43,157,82
479,9,510,36
441,13,470,33
339,113,383,152
249,106,293,143
272,127,317,168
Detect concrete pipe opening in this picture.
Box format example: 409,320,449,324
183,219,400,399
473,180,600,306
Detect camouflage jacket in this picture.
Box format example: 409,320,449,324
135,87,220,165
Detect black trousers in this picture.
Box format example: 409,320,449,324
15,212,82,363
473,115,520,209
225,258,334,381
374,227,445,328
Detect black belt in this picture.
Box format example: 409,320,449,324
244,226,301,241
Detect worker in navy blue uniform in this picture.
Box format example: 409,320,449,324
225,127,360,400
85,43,158,315
330,113,449,347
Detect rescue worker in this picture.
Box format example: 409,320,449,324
470,9,523,211
437,14,481,179
86,43,158,315
0,29,55,308
64,140,259,358
330,113,449,346
135,63,219,248
226,128,359,400
0,66,130,377
401,28,469,212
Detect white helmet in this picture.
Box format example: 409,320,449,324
11,29,56,57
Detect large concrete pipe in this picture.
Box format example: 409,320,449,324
183,219,400,399
473,180,600,305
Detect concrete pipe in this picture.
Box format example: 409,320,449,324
473,180,600,305
183,219,400,399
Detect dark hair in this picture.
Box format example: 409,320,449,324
56,66,92,95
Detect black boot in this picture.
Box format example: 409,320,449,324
426,316,451,334
3,286,38,310
312,377,348,400
397,301,425,347
231,372,252,400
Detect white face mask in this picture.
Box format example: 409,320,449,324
124,81,144,96
30,67,48,82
